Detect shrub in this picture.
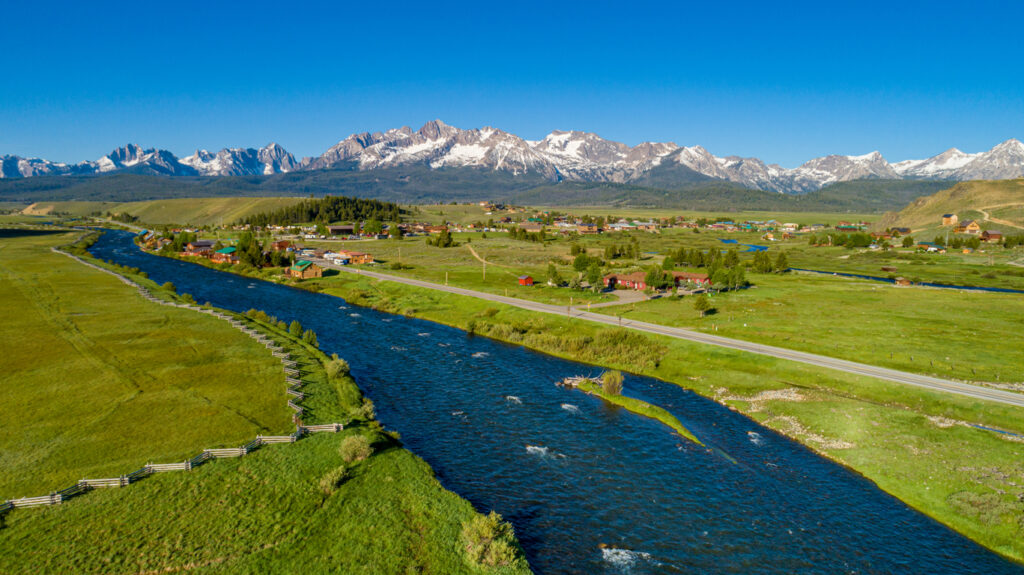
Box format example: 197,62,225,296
326,356,350,379
602,370,624,395
161,281,176,293
359,398,375,420
461,511,522,568
339,435,373,463
318,465,349,495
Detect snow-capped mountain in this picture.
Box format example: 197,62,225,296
181,143,299,176
3,122,1024,193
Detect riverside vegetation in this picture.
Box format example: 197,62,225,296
0,229,529,574
300,269,1024,563
574,371,704,446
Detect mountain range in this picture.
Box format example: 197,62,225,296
3,120,1023,194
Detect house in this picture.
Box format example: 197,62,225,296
881,266,898,273
577,223,600,235
210,246,239,264
889,227,911,235
270,240,291,251
603,272,647,290
955,220,981,234
894,277,913,287
669,271,711,287
327,225,355,236
519,223,544,233
337,250,374,264
183,239,217,256
517,275,534,286
942,214,958,226
916,242,946,253
289,260,323,279
424,225,449,234
981,230,1003,242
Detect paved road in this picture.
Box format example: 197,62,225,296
315,259,1024,408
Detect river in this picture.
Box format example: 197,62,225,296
90,230,1022,574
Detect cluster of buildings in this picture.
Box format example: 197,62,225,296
942,213,1004,241
602,271,711,291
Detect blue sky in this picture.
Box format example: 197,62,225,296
2,0,1022,167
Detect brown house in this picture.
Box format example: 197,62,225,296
183,239,217,257
981,230,1003,242
955,220,981,234
942,214,958,226
270,240,292,251
289,260,323,279
603,272,647,290
210,247,239,264
577,223,600,235
669,271,711,287
337,250,374,264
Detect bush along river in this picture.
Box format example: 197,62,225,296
91,230,1022,575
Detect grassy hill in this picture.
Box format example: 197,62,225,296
25,197,308,227
879,179,1024,233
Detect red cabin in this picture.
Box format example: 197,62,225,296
518,275,534,286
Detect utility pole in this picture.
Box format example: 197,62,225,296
483,260,486,280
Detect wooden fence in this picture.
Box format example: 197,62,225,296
4,249,347,516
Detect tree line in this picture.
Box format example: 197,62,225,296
238,195,403,227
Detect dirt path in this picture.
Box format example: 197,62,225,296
978,204,1024,231
465,244,515,268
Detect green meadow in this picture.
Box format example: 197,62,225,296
0,231,290,497
595,272,1024,384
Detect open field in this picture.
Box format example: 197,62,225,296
0,433,526,574
301,270,1024,562
537,207,883,226
22,197,307,227
594,272,1024,385
0,231,291,496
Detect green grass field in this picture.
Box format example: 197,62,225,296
0,231,291,497
300,271,1024,562
0,231,529,574
23,197,307,226
537,206,882,226
594,272,1024,384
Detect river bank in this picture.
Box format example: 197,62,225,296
115,232,1024,565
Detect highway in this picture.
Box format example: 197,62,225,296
314,259,1024,408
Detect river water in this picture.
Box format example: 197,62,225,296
91,230,1021,574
